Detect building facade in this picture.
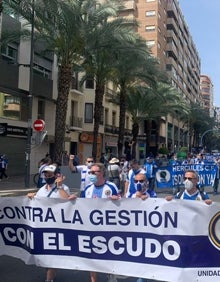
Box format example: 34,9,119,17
200,74,214,117
0,1,210,176
121,0,203,153
0,12,132,176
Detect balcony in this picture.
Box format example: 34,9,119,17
104,124,132,136
68,116,83,131
122,1,136,11
105,124,119,134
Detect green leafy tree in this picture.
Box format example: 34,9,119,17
110,38,162,159
125,83,189,158
187,103,215,150
80,1,140,160
5,0,131,161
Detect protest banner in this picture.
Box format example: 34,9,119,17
156,164,217,189
1,196,220,281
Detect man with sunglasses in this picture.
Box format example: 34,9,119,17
166,169,212,204
124,159,145,198
69,155,94,193
81,163,119,199
133,173,157,199
131,173,156,282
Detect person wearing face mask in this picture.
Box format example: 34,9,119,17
27,165,77,282
69,155,94,194
29,165,71,199
81,163,119,282
133,174,156,282
124,159,145,198
166,169,212,204
133,173,157,199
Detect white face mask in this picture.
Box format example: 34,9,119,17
184,179,194,191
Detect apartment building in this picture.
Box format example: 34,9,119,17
0,12,128,175
121,0,203,153
0,14,55,174
200,74,214,117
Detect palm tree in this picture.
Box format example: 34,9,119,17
5,0,130,161
187,103,215,149
110,38,163,159
125,83,189,157
80,2,140,160
5,0,89,161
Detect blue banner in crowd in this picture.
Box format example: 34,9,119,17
155,164,217,188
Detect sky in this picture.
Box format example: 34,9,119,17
178,0,220,106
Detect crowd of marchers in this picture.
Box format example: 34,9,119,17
27,151,219,282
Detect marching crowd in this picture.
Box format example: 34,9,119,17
28,151,219,282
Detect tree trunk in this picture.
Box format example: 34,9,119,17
145,119,152,157
118,87,126,159
131,122,139,159
92,83,105,161
54,64,72,162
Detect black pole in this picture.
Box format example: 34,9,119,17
25,0,35,187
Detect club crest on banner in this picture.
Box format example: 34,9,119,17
209,211,220,250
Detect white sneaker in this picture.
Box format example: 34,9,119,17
108,274,118,282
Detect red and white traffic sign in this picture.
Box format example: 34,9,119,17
33,119,45,132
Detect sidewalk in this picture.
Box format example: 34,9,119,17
0,174,80,197
0,175,37,197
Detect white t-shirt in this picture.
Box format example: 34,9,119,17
36,183,70,198
75,164,91,191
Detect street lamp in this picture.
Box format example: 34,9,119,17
25,0,35,187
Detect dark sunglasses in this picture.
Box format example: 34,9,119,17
184,177,196,181
87,161,94,163
134,179,145,183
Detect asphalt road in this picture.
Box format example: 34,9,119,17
0,255,164,282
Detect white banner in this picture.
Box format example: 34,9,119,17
1,196,220,282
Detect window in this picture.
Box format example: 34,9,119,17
100,106,104,125
112,111,116,127
85,103,93,123
105,108,109,125
146,11,156,17
37,100,45,120
145,25,156,32
1,43,18,62
146,40,155,47
0,92,28,121
166,64,172,71
33,64,51,79
33,54,52,79
85,78,94,89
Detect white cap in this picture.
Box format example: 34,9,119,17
42,165,57,173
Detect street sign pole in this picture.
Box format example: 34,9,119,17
25,0,35,188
